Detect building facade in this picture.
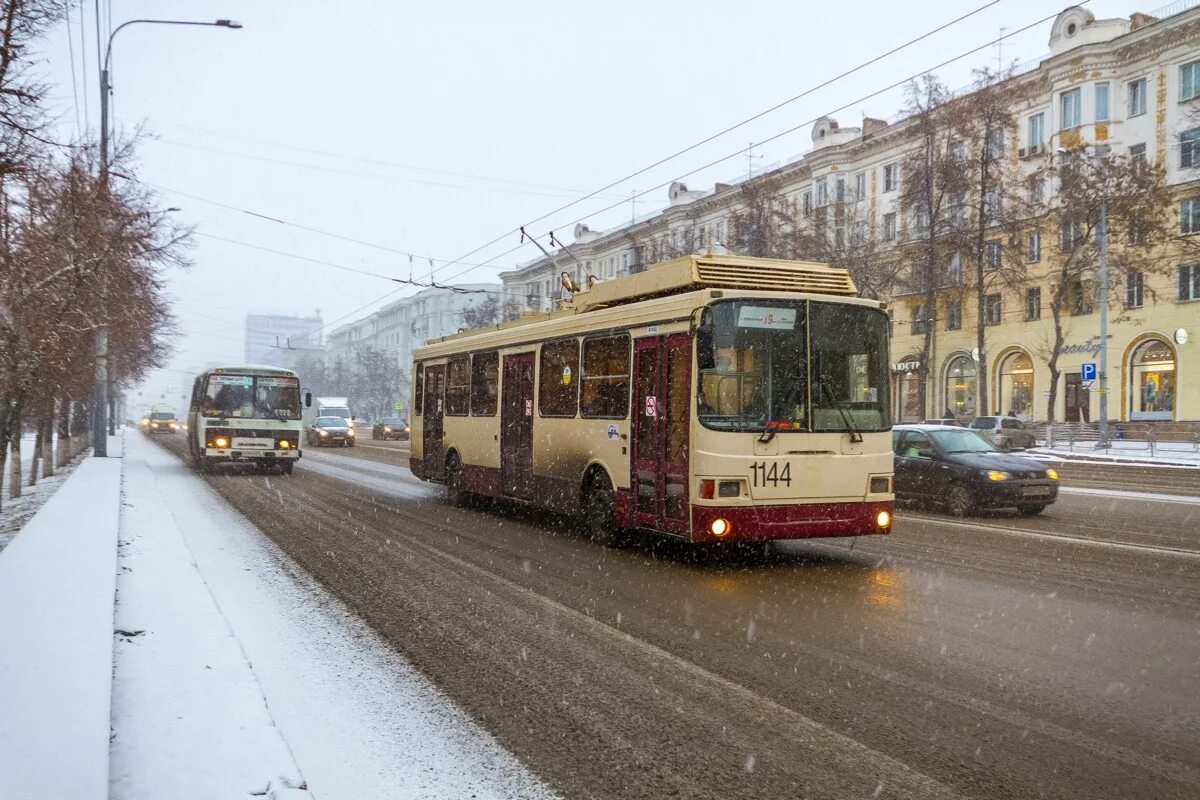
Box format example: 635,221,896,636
243,312,323,369
499,5,1200,424
324,284,500,376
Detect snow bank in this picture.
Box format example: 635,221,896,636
0,450,122,800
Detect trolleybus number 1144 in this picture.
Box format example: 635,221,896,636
749,461,792,488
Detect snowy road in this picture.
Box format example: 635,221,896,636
151,432,1200,799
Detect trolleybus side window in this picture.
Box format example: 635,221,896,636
446,355,471,416
471,351,499,416
539,338,579,417
580,334,630,419
414,363,423,416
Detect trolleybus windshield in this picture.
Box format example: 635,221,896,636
202,374,302,420
698,300,889,434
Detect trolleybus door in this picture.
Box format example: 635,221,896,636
632,334,691,534
501,352,535,499
423,365,446,479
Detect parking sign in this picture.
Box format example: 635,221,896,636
1081,362,1097,381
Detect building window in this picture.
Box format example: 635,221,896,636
580,334,630,419
1068,279,1093,316
446,355,471,416
1095,82,1110,122
912,204,930,238
984,188,1003,218
1029,176,1045,205
1129,142,1147,175
1026,287,1041,320
1130,339,1176,420
946,252,962,285
716,220,726,244
1182,60,1200,102
1061,219,1082,250
998,351,1034,419
884,163,898,192
985,294,1002,325
816,181,829,207
851,221,866,246
944,355,977,418
1060,88,1082,129
1028,113,1045,150
986,240,1002,270
911,303,929,335
946,300,962,331
855,171,866,200
470,351,498,416
1180,263,1200,301
413,364,424,416
1126,272,1144,309
539,339,579,417
1181,199,1200,235
835,177,845,203
1129,78,1147,117
1182,128,1200,168
1027,230,1042,262
883,212,897,241
986,129,1004,160
802,191,813,216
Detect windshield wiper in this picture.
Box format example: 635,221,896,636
817,378,863,443
757,378,803,444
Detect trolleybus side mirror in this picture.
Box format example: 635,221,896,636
695,307,716,370
304,391,312,408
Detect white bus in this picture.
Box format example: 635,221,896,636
186,364,309,474
410,255,894,545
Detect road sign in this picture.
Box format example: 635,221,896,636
1081,362,1097,381
1081,380,1095,392
393,401,404,412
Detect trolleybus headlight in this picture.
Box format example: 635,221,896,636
710,517,731,537
876,510,891,528
1045,468,1059,481
212,436,229,448
985,470,1011,482
277,440,290,449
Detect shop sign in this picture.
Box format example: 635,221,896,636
891,360,921,373
1059,336,1109,358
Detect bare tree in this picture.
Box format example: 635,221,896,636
1006,146,1173,422
460,293,520,330
727,175,794,259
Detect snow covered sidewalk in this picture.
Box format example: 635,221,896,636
0,437,123,800
114,433,554,799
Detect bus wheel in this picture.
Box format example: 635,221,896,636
198,456,212,475
445,453,467,507
280,462,294,476
583,475,620,546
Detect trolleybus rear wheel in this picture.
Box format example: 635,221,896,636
583,474,620,546
444,452,467,507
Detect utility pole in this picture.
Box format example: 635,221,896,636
1096,146,1111,447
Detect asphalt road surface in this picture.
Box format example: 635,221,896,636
153,433,1200,799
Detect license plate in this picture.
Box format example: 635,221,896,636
1023,486,1051,497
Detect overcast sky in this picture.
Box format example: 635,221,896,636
34,0,1149,405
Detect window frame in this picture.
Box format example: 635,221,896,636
538,337,580,418
579,333,631,420
1182,60,1200,102
883,163,898,192
1026,286,1042,321
445,354,471,416
986,240,1003,270
470,350,499,417
1060,87,1082,130
1126,271,1144,309
883,212,897,241
1095,82,1110,122
1027,112,1045,150
1027,230,1042,263
1129,78,1147,117
984,293,1002,326
1182,128,1200,169
946,299,962,331
1180,264,1200,301
1181,198,1200,236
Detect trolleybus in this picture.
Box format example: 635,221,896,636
410,255,893,544
187,364,308,474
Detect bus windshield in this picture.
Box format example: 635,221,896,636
203,374,302,420
697,300,889,433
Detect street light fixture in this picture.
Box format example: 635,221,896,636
93,18,242,457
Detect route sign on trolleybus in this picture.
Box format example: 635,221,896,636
408,254,894,547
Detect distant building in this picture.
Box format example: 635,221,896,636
243,312,323,369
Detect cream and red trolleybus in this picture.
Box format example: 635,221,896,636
410,255,893,544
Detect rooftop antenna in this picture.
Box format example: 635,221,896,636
998,26,1005,73
747,142,763,179
630,189,637,223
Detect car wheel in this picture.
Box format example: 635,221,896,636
945,484,975,517
1018,505,1046,516
582,473,622,546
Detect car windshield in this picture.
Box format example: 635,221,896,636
928,428,997,453
322,407,351,419
316,417,346,427
697,300,889,433
203,375,301,419
150,413,175,421
382,418,405,426
973,417,997,429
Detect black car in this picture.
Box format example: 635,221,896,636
371,416,409,440
305,415,356,447
892,424,1059,516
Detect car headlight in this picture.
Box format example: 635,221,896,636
346,429,355,437
319,430,328,437
140,418,149,425
383,427,391,433
1045,468,1058,481
404,426,410,433
985,470,1011,482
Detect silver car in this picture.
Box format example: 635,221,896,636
968,416,1037,451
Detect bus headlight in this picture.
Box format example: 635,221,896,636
277,440,290,449
876,510,891,528
710,517,731,537
212,436,229,448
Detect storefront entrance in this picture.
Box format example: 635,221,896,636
1064,373,1088,422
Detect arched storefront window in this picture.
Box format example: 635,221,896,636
1129,338,1176,421
892,356,922,423
943,355,977,418
997,351,1034,421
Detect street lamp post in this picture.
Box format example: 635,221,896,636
1095,145,1111,448
93,18,242,457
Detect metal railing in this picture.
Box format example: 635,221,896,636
1035,421,1200,456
